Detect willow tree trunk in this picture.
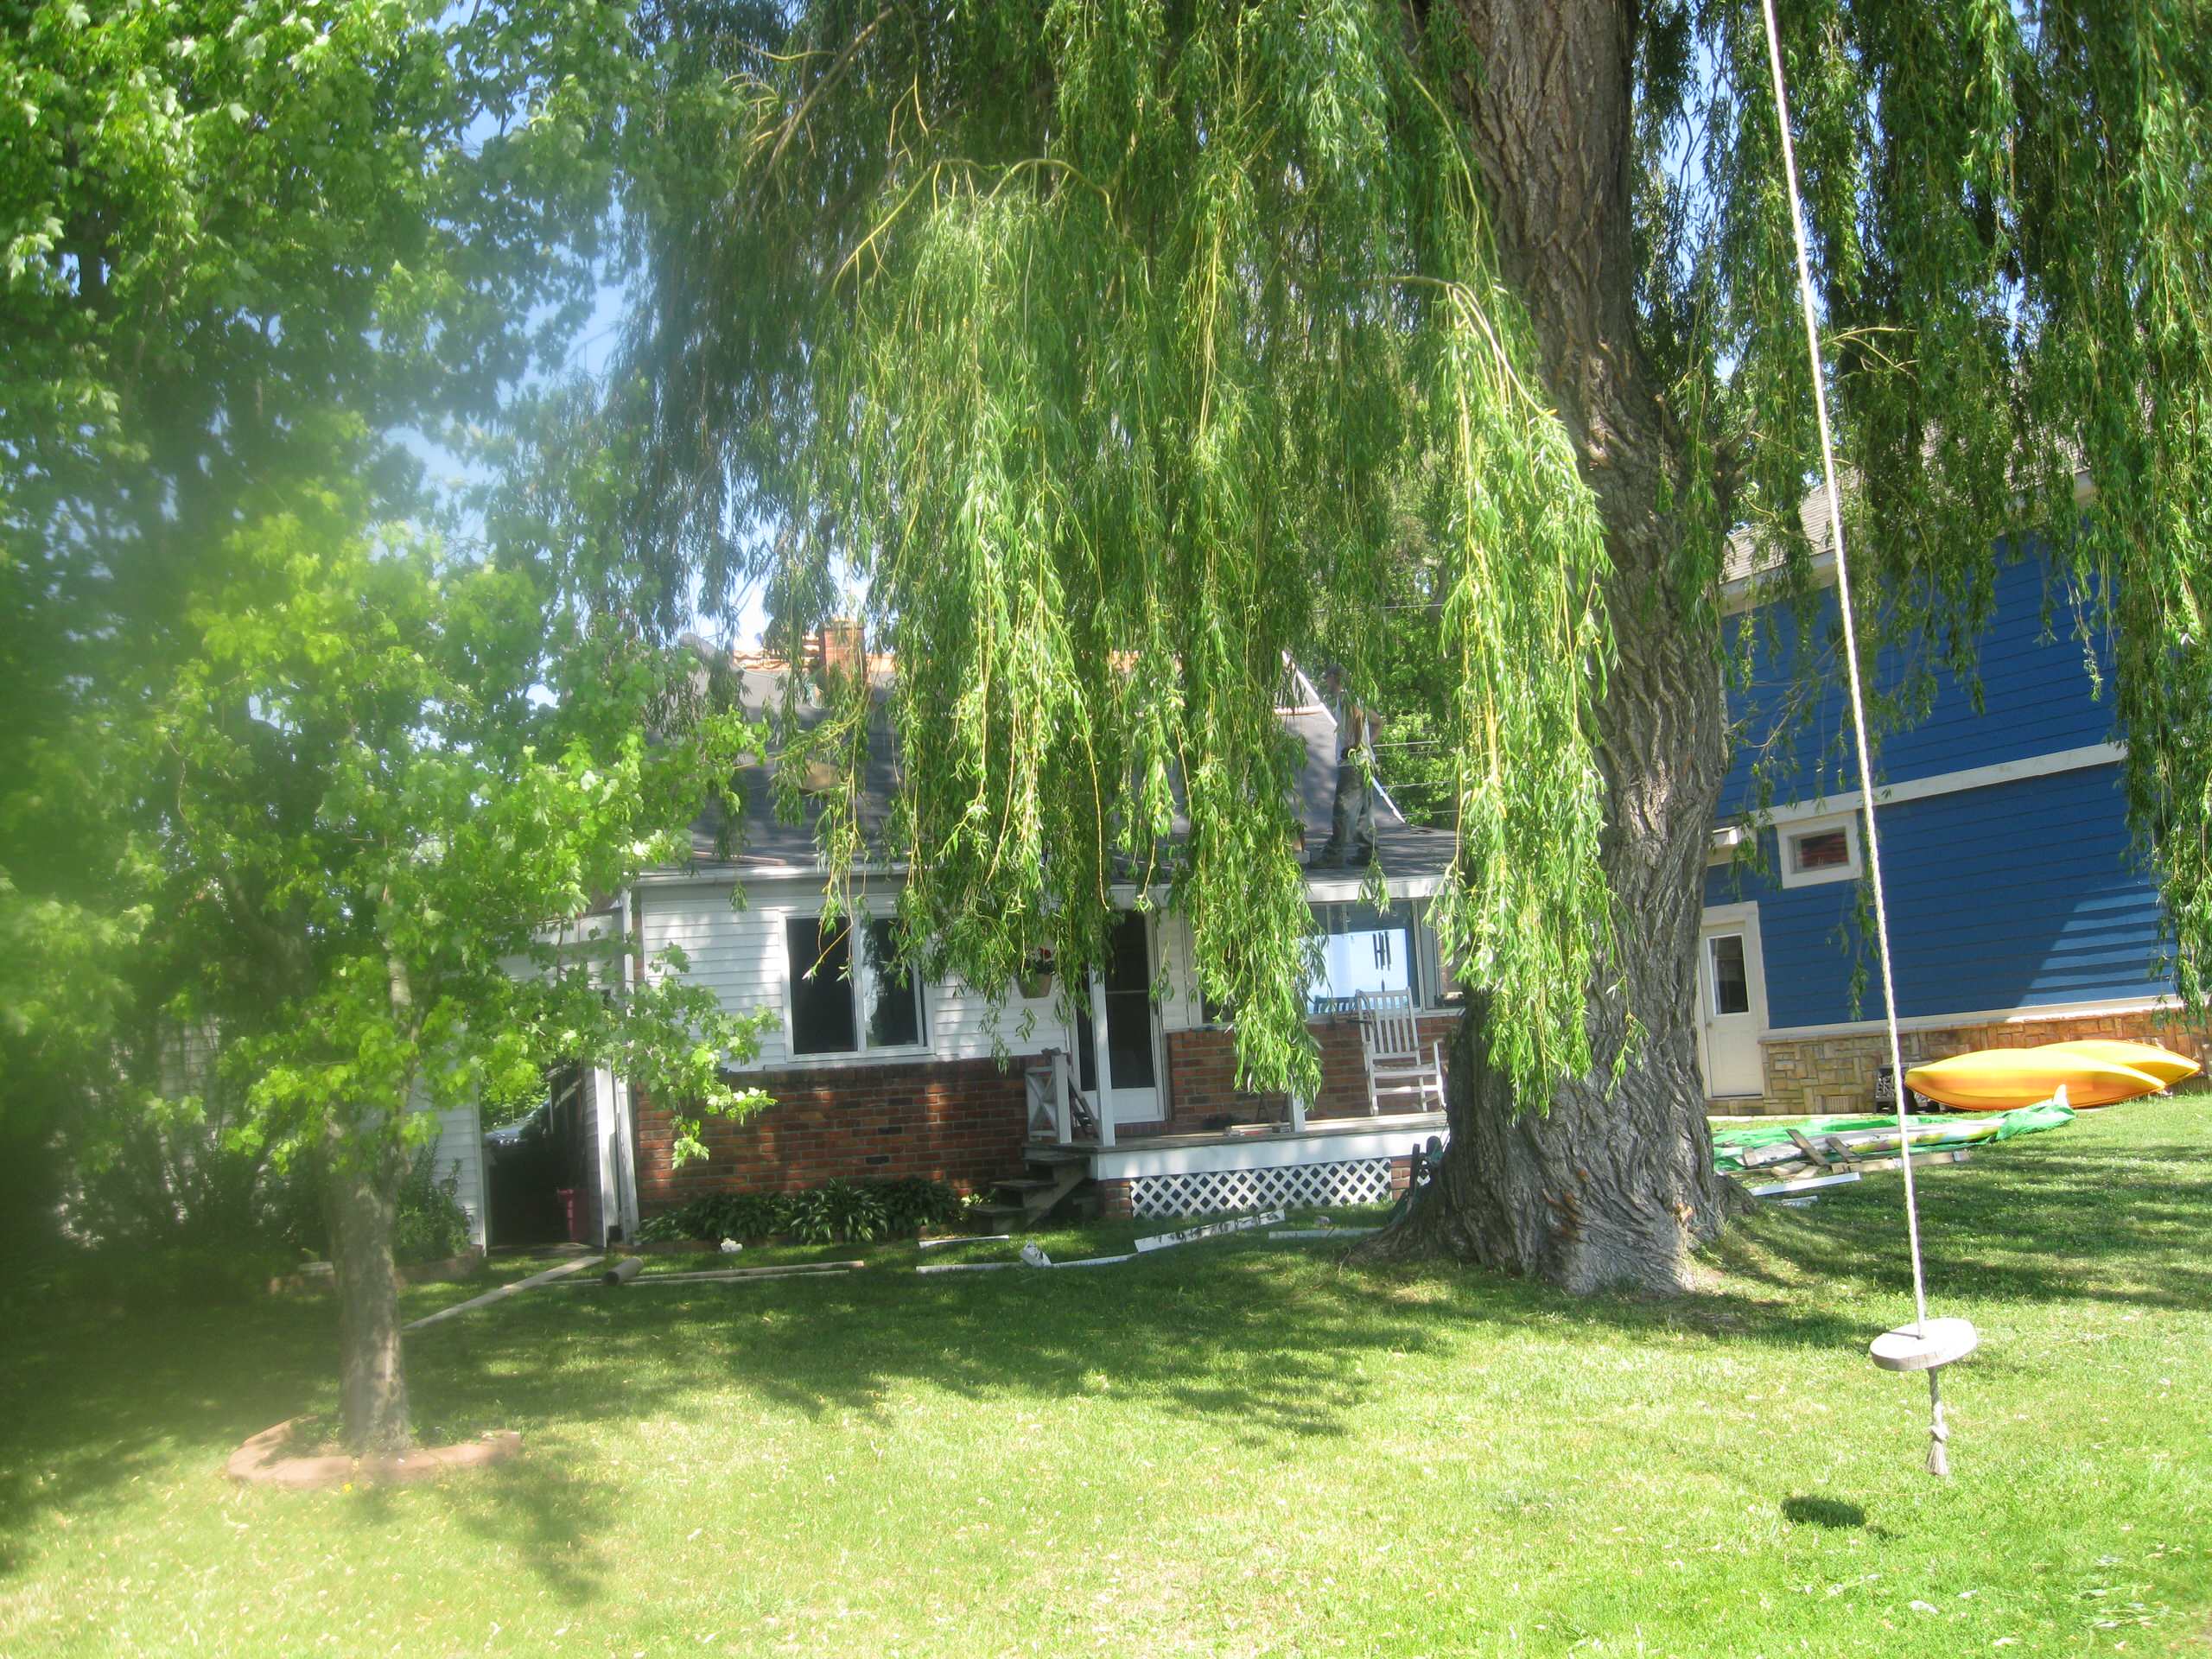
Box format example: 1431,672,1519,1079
326,1117,412,1456
1363,0,1742,1291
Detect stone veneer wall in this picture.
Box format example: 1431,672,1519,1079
1737,1008,2210,1117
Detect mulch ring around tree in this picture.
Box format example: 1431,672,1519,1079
225,1418,521,1491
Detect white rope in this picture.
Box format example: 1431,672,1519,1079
1758,0,1949,1473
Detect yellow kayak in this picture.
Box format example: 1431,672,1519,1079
2035,1039,2200,1091
1904,1046,2167,1111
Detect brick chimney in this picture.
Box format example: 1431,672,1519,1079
820,617,865,683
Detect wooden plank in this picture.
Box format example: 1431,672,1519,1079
1787,1126,1840,1169
401,1254,603,1332
595,1260,865,1285
916,1249,1140,1274
1745,1171,1862,1197
1134,1210,1287,1253
1840,1148,1973,1177
1735,1145,1977,1194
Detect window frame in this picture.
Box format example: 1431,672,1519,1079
1705,930,1753,1016
1777,811,1863,889
781,910,931,1060
1188,899,1455,1029
1306,899,1423,1016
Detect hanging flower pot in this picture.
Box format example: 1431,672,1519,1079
1019,950,1055,1000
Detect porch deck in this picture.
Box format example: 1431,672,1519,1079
1035,1109,1446,1168
1030,1106,1448,1220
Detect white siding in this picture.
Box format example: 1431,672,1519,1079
638,876,1077,1072
1155,911,1205,1033
410,1084,486,1250
587,1066,640,1243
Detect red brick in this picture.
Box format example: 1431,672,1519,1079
633,1054,1031,1213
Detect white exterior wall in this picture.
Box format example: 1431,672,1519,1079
1154,911,1206,1034
588,1065,640,1243
636,875,1076,1072
635,879,1451,1072
411,1084,487,1251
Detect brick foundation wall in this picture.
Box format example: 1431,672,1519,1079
1161,1012,1459,1128
633,1056,1031,1213
1736,1007,2210,1117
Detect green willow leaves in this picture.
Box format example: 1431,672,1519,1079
1666,0,2212,999
627,0,2212,1093
625,0,1618,1099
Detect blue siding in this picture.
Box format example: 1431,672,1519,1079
1718,550,2116,819
1705,763,2168,1028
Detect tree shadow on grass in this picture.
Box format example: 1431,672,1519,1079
3,1105,2202,1597
0,1295,331,1576
1710,1135,2212,1318
1781,1494,1868,1529
339,1449,617,1608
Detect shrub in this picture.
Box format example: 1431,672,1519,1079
821,1180,890,1243
781,1184,841,1244
634,1211,689,1243
635,1191,794,1243
875,1178,963,1234
714,1192,793,1241
637,1177,961,1245
391,1142,472,1264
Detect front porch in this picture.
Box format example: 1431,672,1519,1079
1016,1049,1446,1219
1078,1110,1447,1219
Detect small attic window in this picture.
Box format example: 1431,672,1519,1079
1779,816,1860,888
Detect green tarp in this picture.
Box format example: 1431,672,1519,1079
1711,1101,2075,1175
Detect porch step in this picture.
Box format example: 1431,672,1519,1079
1023,1145,1090,1166
987,1158,1090,1227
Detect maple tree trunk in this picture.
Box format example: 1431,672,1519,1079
326,1115,412,1457
1360,0,1744,1290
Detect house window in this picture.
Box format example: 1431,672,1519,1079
1196,902,1445,1026
1308,902,1419,1014
1707,932,1751,1015
1792,830,1849,872
1778,814,1862,888
865,923,922,1048
785,916,925,1057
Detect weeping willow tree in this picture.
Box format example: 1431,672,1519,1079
620,0,2212,1290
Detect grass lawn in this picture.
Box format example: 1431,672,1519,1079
3,1096,2209,1657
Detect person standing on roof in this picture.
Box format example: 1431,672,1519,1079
1310,663,1378,869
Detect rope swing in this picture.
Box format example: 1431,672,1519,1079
1756,0,1980,1478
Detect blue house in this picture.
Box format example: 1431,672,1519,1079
1698,527,2200,1115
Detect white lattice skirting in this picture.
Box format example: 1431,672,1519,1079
1128,1159,1394,1220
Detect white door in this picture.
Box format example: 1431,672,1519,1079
1697,906,1768,1099
1077,912,1164,1125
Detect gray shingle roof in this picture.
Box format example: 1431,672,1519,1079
676,656,1456,888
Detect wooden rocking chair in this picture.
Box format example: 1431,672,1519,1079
1354,989,1446,1116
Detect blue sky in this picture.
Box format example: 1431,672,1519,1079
402,267,775,651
